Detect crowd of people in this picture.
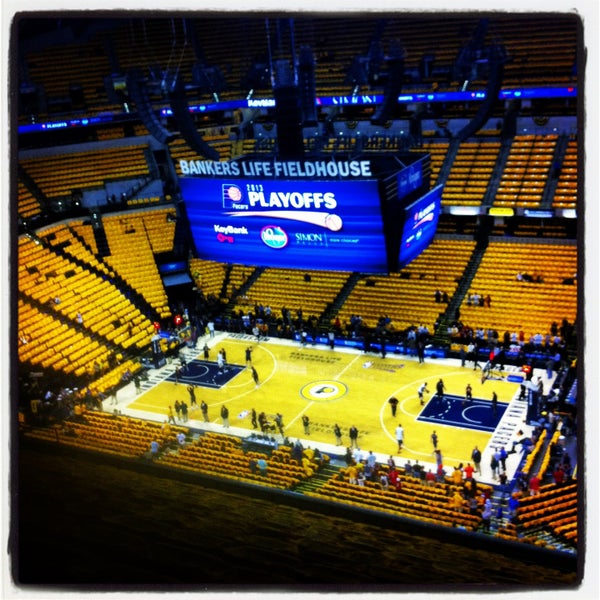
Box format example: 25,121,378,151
338,445,514,534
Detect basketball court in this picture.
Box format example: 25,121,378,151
104,332,554,486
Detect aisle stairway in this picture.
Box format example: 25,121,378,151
292,463,342,493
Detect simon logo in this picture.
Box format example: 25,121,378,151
260,225,288,249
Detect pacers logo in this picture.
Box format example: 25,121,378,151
301,380,348,402
222,184,245,208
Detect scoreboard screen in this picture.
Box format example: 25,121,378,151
181,178,389,272
398,185,442,269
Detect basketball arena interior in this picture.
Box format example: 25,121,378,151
7,9,591,593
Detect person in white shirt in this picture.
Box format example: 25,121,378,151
418,382,429,405
395,423,404,452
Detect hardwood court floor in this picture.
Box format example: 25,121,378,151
123,334,525,476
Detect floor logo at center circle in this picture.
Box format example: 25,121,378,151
301,380,348,402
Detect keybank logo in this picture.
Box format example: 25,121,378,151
260,225,288,249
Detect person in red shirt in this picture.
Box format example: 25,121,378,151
529,473,541,496
553,465,565,485
463,462,474,480
388,468,401,491
425,469,436,486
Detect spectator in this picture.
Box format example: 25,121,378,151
380,472,389,490
450,490,466,512
508,493,520,521
388,468,401,491
150,439,160,458
529,473,541,496
499,447,508,472
436,463,446,482
366,450,377,469
481,498,493,532
553,465,566,485
257,457,268,476
451,466,463,485
352,447,364,464
463,462,474,480
348,463,359,485
468,497,479,516
412,460,422,478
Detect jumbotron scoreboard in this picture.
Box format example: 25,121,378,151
179,153,439,273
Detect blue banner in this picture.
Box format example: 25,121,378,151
398,185,442,269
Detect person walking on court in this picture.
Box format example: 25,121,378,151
464,383,473,406
245,346,253,366
469,341,481,370
251,366,260,388
200,400,209,422
187,384,197,407
180,400,188,423
221,404,229,428
388,396,399,417
431,430,438,450
275,413,285,437
203,343,210,360
302,414,311,435
417,340,425,364
334,423,342,446
418,382,429,406
167,405,176,425
491,391,498,417
436,378,445,402
395,423,404,452
471,445,482,475
349,425,359,449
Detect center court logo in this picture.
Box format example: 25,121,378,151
301,380,348,402
260,225,288,249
